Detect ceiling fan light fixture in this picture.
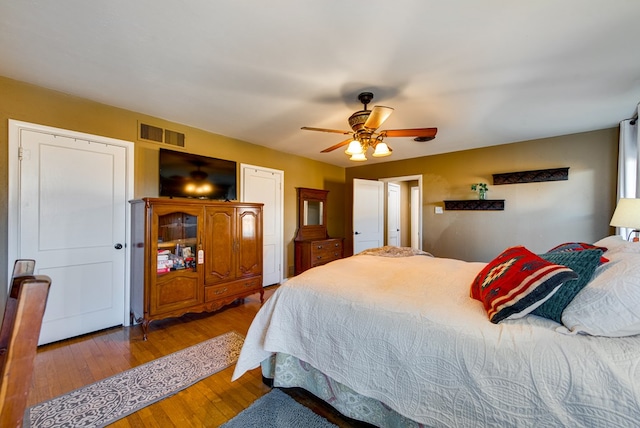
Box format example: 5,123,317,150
345,139,364,155
302,91,438,161
372,141,391,157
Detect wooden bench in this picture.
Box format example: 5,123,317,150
0,260,51,427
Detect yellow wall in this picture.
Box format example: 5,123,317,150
346,128,618,261
0,76,345,286
0,74,620,291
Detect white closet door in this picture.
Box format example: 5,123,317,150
241,164,283,285
387,182,401,246
353,178,384,254
18,128,128,345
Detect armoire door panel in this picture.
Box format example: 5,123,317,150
204,207,235,285
152,273,201,315
237,207,263,278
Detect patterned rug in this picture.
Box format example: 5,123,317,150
221,388,338,428
26,331,244,428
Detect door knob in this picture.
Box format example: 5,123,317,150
354,231,361,235
114,243,123,250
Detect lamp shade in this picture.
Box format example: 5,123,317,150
610,198,640,229
349,152,367,161
372,142,391,157
345,140,363,155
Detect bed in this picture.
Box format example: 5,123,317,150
232,239,640,427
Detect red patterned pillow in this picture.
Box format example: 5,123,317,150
470,246,578,323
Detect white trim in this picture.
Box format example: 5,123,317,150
7,119,135,327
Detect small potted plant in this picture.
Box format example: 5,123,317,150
471,183,488,200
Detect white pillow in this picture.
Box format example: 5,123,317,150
594,235,640,255
560,251,640,337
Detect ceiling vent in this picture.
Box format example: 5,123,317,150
139,122,185,147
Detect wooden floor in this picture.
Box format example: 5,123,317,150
27,286,371,427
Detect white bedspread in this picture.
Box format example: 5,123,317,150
232,255,640,427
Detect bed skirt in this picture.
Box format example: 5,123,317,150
263,352,423,428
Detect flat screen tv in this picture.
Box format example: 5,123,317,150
159,149,237,200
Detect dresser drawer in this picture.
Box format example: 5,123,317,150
310,239,343,266
310,239,343,252
295,237,344,275
205,276,262,302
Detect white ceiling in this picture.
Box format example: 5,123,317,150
2,1,639,167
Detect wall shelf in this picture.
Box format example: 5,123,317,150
492,167,569,185
444,200,505,211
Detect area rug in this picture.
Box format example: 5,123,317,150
221,388,338,428
26,331,244,428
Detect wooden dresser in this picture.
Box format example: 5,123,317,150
294,188,344,275
295,238,344,274
130,197,263,339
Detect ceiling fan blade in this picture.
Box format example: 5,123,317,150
301,126,351,135
363,106,394,130
321,137,354,153
384,128,438,138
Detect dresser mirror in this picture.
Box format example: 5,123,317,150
303,200,323,226
295,187,329,241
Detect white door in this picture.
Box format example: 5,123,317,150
411,186,420,249
387,182,401,246
10,123,132,345
353,178,384,254
241,164,283,286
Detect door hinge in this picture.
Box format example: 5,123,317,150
18,146,24,161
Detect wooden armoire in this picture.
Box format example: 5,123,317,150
130,197,263,339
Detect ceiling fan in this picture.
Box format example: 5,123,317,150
301,92,437,161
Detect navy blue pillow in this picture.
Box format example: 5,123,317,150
532,249,603,323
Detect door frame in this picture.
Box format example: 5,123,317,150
7,120,135,325
379,175,423,250
240,163,284,286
